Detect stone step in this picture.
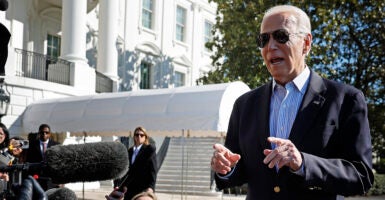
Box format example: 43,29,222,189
159,165,211,171
156,137,221,196
156,189,221,197
157,179,210,185
157,174,209,179
156,185,220,196
162,157,211,162
158,171,211,177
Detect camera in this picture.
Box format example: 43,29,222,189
13,140,29,150
0,140,29,166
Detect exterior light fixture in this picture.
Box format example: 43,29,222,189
0,78,10,122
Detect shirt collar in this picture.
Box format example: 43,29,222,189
134,144,143,151
40,140,49,144
272,66,310,94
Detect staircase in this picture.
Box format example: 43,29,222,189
156,137,222,196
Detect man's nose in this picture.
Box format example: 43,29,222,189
266,37,279,50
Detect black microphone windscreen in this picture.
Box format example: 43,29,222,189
46,187,78,200
45,142,128,184
0,0,8,11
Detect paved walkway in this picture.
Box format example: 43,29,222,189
73,186,385,200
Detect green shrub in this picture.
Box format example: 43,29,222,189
368,173,385,196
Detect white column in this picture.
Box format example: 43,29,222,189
97,0,119,80
61,0,95,94
61,0,87,63
190,3,200,86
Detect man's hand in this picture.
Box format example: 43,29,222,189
263,137,302,171
210,143,241,175
105,187,127,200
0,172,8,181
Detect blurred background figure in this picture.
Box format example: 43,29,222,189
131,191,157,200
26,124,59,191
113,126,157,200
0,0,10,76
0,123,9,197
9,136,28,164
0,123,9,150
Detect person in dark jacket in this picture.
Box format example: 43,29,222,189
113,126,157,200
26,124,59,191
210,5,373,200
0,123,9,150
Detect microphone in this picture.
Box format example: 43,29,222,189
0,0,8,11
0,142,129,184
46,187,77,200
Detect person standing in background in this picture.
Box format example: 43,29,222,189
0,123,9,150
26,124,59,191
0,123,9,195
113,126,157,200
9,136,28,164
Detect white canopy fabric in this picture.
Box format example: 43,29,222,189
21,81,250,137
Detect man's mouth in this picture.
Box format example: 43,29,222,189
270,58,284,65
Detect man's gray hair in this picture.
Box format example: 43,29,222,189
263,5,311,34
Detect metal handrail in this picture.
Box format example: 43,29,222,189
14,48,71,85
156,137,170,171
95,71,113,93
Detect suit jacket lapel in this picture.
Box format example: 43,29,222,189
289,71,326,146
256,82,273,150
131,145,146,166
128,148,133,165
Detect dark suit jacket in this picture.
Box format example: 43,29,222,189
26,139,59,164
26,138,59,191
116,144,157,200
215,70,373,200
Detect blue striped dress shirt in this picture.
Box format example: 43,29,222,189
269,67,310,149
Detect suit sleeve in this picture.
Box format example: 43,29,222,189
303,90,373,196
215,99,247,189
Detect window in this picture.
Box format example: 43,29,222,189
176,6,186,42
204,21,213,51
46,34,61,79
47,34,61,59
142,0,153,29
174,71,185,87
140,62,151,89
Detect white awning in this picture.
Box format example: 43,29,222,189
21,81,250,137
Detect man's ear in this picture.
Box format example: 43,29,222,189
303,33,312,55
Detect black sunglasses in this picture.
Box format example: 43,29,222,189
258,29,302,48
134,133,145,137
40,131,50,135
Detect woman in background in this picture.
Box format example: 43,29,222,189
113,126,157,200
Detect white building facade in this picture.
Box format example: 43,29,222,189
0,0,217,134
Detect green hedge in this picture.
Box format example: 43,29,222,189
368,173,385,196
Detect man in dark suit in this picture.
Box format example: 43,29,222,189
113,126,157,200
26,124,59,191
210,5,373,200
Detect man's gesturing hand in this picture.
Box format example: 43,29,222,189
211,143,241,175
263,137,302,171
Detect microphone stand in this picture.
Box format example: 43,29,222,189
82,131,87,200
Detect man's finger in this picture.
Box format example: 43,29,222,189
267,137,285,146
213,144,241,162
226,151,241,163
213,143,229,152
121,186,127,193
